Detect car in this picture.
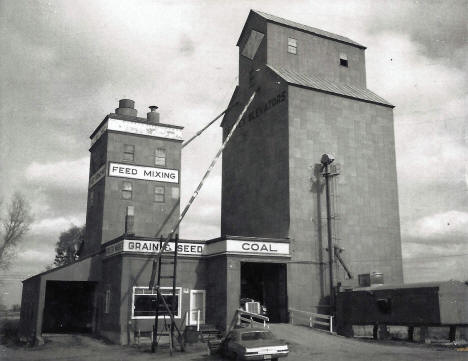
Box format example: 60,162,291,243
222,327,289,360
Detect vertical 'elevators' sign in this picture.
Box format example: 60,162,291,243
108,162,179,183
89,164,106,188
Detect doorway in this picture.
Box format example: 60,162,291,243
240,262,288,323
42,281,96,333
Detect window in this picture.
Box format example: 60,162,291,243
122,181,133,200
123,144,135,162
154,186,165,203
104,290,111,314
287,37,297,54
241,30,264,60
132,287,182,319
154,148,166,166
340,53,348,67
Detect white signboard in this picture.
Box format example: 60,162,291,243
123,239,204,256
225,240,290,256
91,118,183,146
88,164,106,189
104,239,290,258
108,162,179,184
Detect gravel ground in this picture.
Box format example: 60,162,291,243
1,324,467,361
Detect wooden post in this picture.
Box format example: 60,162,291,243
449,326,456,342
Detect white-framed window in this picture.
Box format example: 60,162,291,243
132,287,182,319
188,290,206,326
154,148,166,166
104,289,111,314
288,37,297,54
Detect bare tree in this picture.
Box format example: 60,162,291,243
0,193,32,269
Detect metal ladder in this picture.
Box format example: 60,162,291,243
151,234,184,354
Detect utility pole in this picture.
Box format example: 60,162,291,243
321,153,335,313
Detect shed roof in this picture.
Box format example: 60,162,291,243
267,65,394,108
237,10,366,49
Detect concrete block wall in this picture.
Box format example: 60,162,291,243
117,254,208,345
267,23,367,87
288,86,403,289
102,132,181,244
221,73,290,238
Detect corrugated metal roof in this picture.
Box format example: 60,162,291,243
253,10,366,49
267,65,393,107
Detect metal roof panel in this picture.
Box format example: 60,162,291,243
267,65,393,107
254,10,366,49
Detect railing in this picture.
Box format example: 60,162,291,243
289,308,334,334
185,308,202,331
237,309,269,329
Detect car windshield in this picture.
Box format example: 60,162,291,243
241,331,273,341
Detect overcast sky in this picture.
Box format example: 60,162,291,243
0,0,467,306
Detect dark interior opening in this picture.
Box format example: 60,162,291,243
42,281,96,333
241,262,288,323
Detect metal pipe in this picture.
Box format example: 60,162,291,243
324,164,335,311
181,102,239,149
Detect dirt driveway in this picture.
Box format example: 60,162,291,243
1,324,467,361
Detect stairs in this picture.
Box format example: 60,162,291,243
198,324,223,355
199,324,223,343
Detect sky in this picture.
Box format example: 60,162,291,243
0,0,467,307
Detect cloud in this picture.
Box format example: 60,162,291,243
406,210,468,240
30,214,85,236
25,157,89,191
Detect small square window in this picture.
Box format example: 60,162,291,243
155,148,166,166
288,37,297,54
154,186,165,203
340,53,348,67
123,144,135,162
122,181,133,200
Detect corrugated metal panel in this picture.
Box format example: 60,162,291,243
267,65,394,107
254,10,366,49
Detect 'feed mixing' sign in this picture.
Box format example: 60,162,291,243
108,162,179,183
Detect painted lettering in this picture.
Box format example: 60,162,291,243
239,91,287,128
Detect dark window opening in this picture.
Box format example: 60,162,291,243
133,288,181,318
340,53,348,67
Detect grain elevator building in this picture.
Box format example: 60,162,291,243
19,10,402,345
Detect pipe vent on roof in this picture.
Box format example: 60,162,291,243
115,99,137,116
147,105,160,124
